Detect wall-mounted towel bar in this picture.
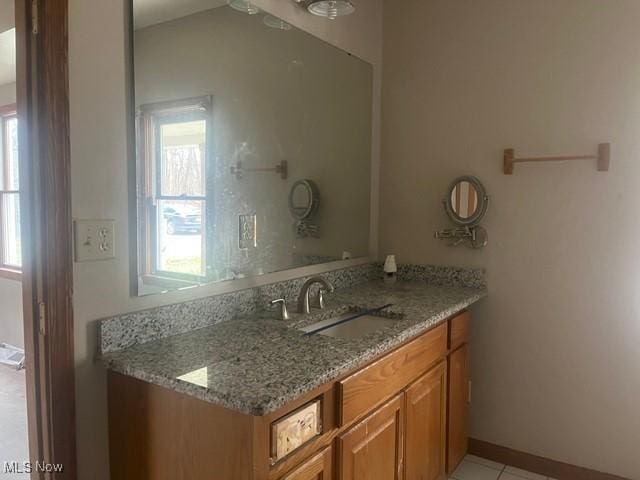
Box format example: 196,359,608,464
503,143,610,175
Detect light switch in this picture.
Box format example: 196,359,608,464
74,220,116,262
238,214,257,249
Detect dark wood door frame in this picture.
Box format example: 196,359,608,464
16,0,76,478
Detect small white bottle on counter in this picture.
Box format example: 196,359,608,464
383,254,397,284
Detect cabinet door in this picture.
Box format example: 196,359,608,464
337,393,404,480
281,446,333,480
405,361,447,480
447,345,469,473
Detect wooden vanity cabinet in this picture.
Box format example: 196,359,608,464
107,311,473,480
447,345,469,473
405,361,447,480
338,323,447,426
280,446,333,480
446,312,471,474
337,393,405,480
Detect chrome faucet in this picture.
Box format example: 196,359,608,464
270,298,290,321
298,276,335,314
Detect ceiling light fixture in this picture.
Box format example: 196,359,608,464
263,15,293,30
227,0,261,15
306,0,355,20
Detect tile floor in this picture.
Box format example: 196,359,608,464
451,455,555,480
0,365,29,479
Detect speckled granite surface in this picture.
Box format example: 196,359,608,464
100,263,486,354
395,263,486,289
101,280,486,416
100,263,379,354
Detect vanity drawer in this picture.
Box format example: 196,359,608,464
338,323,447,426
449,311,470,350
271,399,322,464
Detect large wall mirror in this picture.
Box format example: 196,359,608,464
130,0,374,295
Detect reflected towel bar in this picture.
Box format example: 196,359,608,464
230,160,288,180
503,142,610,174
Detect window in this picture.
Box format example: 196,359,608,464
0,104,20,278
138,97,212,282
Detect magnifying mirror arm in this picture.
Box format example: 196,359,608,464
434,225,488,249
434,226,473,240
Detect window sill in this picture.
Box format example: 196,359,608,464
0,268,22,281
141,274,199,289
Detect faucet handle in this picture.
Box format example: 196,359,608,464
270,298,290,321
311,289,328,310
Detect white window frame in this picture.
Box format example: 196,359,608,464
0,104,21,279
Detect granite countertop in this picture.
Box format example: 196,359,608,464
101,280,486,416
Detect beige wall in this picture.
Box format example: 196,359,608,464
68,1,382,478
0,277,22,348
0,81,15,106
381,0,640,477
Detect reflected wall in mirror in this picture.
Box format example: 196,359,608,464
131,0,373,296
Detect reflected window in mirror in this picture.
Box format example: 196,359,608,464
450,181,478,220
137,97,212,285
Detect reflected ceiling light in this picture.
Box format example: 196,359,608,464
306,0,355,20
263,15,293,30
227,0,261,15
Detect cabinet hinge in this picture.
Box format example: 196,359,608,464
31,0,38,35
38,302,46,336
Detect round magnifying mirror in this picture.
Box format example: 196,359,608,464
289,180,320,221
444,176,488,227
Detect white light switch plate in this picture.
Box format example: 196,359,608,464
238,214,257,249
74,220,116,262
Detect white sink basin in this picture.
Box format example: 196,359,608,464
298,305,401,339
